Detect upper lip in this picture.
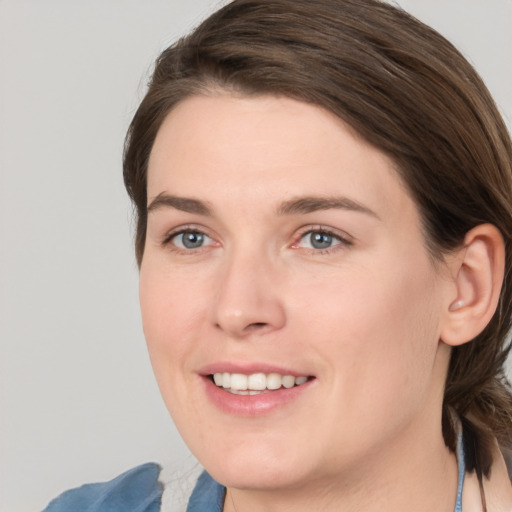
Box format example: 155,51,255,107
199,362,313,377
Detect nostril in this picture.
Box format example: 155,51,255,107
248,322,268,329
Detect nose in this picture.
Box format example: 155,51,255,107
212,248,286,339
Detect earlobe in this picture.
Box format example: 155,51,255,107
440,224,505,347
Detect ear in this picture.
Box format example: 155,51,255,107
440,224,505,347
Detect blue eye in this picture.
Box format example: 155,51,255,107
309,232,335,249
298,230,344,250
172,231,211,249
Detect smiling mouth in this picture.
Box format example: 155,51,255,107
210,372,311,395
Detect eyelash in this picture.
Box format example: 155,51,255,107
292,226,353,254
161,225,353,254
161,225,217,253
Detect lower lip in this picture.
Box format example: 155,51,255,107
202,376,314,416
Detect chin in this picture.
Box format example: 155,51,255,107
192,435,316,490
209,460,312,491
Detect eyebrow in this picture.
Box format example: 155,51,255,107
147,193,379,220
276,196,380,219
147,193,212,216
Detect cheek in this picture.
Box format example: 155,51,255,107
139,263,209,373
303,255,443,408
138,265,212,430
360,269,441,413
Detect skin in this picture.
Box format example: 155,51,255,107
140,93,488,511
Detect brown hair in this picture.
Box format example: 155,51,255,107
124,0,512,476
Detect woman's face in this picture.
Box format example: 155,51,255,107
140,94,454,490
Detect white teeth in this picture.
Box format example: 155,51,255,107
212,372,309,392
267,373,282,390
222,372,231,389
247,373,266,390
282,375,295,389
230,373,247,391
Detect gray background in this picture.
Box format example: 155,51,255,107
0,1,510,511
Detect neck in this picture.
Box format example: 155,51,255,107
224,425,459,512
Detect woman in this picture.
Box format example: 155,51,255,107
44,0,512,510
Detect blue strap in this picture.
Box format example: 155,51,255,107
454,430,465,512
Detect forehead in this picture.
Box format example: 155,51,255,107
147,93,415,222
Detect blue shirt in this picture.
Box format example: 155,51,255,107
42,463,163,512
